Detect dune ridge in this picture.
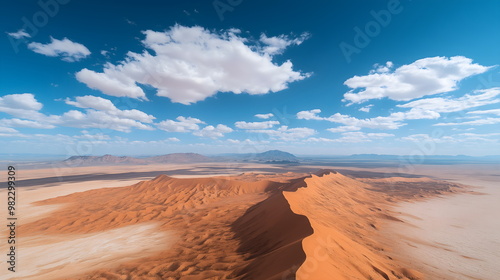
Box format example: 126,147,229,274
14,170,464,279
283,172,422,280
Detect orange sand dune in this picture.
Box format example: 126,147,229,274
284,172,422,280
14,170,463,279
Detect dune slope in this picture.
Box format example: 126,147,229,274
16,170,453,279
284,172,422,280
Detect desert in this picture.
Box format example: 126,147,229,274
1,154,498,280
2,1,499,279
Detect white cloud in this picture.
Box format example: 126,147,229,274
298,108,440,131
468,108,500,116
326,126,361,133
298,88,499,131
306,132,394,143
7,29,31,39
58,110,154,132
76,131,111,140
0,118,55,129
255,113,274,119
65,95,117,111
343,56,491,104
297,109,405,130
259,32,310,55
369,61,394,74
434,117,500,126
296,109,322,120
359,105,373,113
0,127,19,133
0,93,156,132
333,132,394,143
167,137,180,142
0,93,42,111
225,138,268,145
193,124,233,139
157,116,205,132
398,88,500,113
401,134,449,143
76,68,147,100
402,133,500,143
235,120,280,129
458,133,500,142
304,137,336,143
249,125,316,141
28,37,91,62
76,25,309,104
64,95,155,123
0,93,49,120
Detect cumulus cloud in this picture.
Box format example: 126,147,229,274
0,93,42,111
398,87,500,113
306,132,393,143
402,133,500,143
76,68,147,100
154,115,233,138
249,125,316,141
359,105,373,113
304,137,336,143
335,132,394,143
28,37,91,62
297,106,452,131
401,134,451,143
0,118,55,129
434,117,500,126
58,110,154,132
157,116,205,132
64,95,155,123
76,25,310,104
369,61,394,74
343,56,491,104
0,127,19,133
297,109,410,130
193,124,233,139
296,109,322,120
327,126,361,133
299,88,499,131
7,29,31,39
167,137,180,142
226,138,269,145
259,32,310,55
235,120,280,129
0,93,48,120
255,113,274,119
0,93,155,133
468,108,500,116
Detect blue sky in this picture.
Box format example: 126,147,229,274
1,0,500,156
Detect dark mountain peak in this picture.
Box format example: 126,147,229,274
254,150,298,163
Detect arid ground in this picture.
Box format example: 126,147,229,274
1,162,498,280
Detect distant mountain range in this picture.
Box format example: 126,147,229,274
63,153,212,166
60,150,299,166
252,150,299,163
216,150,299,163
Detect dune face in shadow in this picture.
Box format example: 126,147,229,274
231,193,314,280
20,174,301,279
15,170,465,279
